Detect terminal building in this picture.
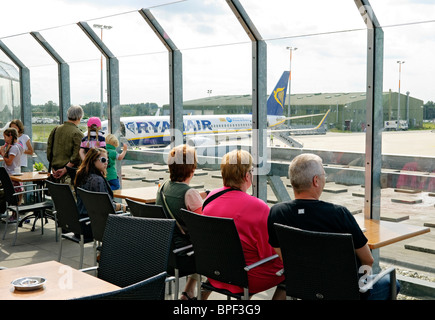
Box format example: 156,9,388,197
162,90,424,132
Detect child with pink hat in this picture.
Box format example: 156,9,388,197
79,117,106,160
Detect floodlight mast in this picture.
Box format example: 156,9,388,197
93,24,113,120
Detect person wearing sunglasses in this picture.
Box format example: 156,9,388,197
74,147,126,240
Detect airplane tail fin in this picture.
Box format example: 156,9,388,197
267,71,290,116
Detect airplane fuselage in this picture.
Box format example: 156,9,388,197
100,71,329,147
105,114,286,146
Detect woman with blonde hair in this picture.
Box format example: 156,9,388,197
202,149,285,299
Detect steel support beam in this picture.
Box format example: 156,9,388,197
30,32,71,123
78,21,121,186
355,0,384,221
77,21,121,136
139,8,183,148
0,41,32,142
226,0,268,201
355,0,384,273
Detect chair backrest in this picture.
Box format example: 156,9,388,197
125,198,167,219
179,209,249,289
0,167,19,205
73,271,167,300
273,223,361,300
97,214,175,288
46,180,82,235
76,187,116,242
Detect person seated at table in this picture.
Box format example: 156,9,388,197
74,147,126,239
1,128,24,176
267,153,400,300
155,144,204,301
1,128,24,220
201,149,285,300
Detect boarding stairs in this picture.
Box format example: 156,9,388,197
274,130,304,148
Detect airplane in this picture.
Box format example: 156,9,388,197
101,71,329,148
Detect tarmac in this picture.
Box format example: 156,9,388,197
1,130,435,300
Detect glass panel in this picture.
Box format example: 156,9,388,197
237,1,368,211
0,34,58,140
149,0,252,194
371,0,435,278
0,0,433,289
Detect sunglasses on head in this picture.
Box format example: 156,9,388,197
98,157,108,163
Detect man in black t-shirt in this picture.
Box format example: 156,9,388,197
267,153,398,300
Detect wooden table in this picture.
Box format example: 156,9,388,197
9,171,50,184
356,216,431,249
114,186,207,203
113,186,161,203
0,261,120,300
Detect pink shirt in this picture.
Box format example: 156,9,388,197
202,187,284,294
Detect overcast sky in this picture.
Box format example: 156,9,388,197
0,0,434,107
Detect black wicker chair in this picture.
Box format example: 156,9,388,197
46,180,93,268
273,223,397,300
80,214,175,297
126,198,168,219
76,187,124,261
126,198,194,299
180,209,279,300
0,167,53,245
73,271,167,300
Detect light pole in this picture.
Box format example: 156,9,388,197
286,46,297,127
93,24,112,120
397,60,405,130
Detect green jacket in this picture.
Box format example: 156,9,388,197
46,122,83,170
106,143,118,181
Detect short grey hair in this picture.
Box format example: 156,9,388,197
67,105,84,121
289,153,324,192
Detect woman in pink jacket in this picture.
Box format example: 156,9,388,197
202,149,285,299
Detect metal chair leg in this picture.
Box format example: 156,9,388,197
79,236,84,269
174,268,180,300
58,227,63,262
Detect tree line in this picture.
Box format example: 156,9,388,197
31,101,159,119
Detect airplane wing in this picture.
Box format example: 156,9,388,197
280,113,327,121
268,109,331,133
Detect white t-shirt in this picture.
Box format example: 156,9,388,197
3,143,23,175
18,134,30,167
